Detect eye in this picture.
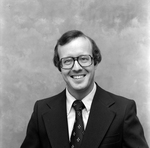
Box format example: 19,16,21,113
79,56,90,63
63,58,73,65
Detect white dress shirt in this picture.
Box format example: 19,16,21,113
66,83,97,140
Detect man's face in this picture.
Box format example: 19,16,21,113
58,37,97,94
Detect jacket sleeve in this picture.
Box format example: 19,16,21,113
123,100,149,148
20,101,41,148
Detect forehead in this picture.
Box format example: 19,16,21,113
58,37,92,58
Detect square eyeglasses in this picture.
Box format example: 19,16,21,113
60,55,94,70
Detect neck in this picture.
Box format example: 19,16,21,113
67,82,95,100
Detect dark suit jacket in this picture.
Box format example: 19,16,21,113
21,85,149,148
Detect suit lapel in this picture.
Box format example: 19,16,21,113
81,85,116,148
42,85,116,148
42,90,70,148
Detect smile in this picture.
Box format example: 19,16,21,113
71,75,86,79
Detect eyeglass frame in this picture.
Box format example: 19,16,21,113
59,55,94,70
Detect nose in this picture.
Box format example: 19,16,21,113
72,60,82,71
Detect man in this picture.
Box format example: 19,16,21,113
21,30,149,148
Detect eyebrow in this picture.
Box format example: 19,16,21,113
61,54,91,59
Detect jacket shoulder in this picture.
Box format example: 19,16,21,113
33,89,66,112
38,89,65,102
105,89,136,114
108,91,135,104
96,85,136,111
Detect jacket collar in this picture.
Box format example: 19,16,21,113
42,85,116,148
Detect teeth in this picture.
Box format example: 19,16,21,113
73,75,84,79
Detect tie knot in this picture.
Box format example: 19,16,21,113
72,100,85,111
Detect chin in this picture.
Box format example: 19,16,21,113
71,83,88,91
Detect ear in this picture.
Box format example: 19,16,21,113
58,67,61,72
94,63,99,70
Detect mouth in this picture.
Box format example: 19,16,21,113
71,74,86,79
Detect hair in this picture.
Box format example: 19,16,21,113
53,30,102,71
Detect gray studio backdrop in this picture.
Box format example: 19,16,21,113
1,0,150,147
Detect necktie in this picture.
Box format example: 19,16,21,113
70,100,85,148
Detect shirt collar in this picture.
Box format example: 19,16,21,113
66,83,97,115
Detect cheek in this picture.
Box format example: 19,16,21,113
61,71,70,80
86,66,96,76
88,69,96,81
